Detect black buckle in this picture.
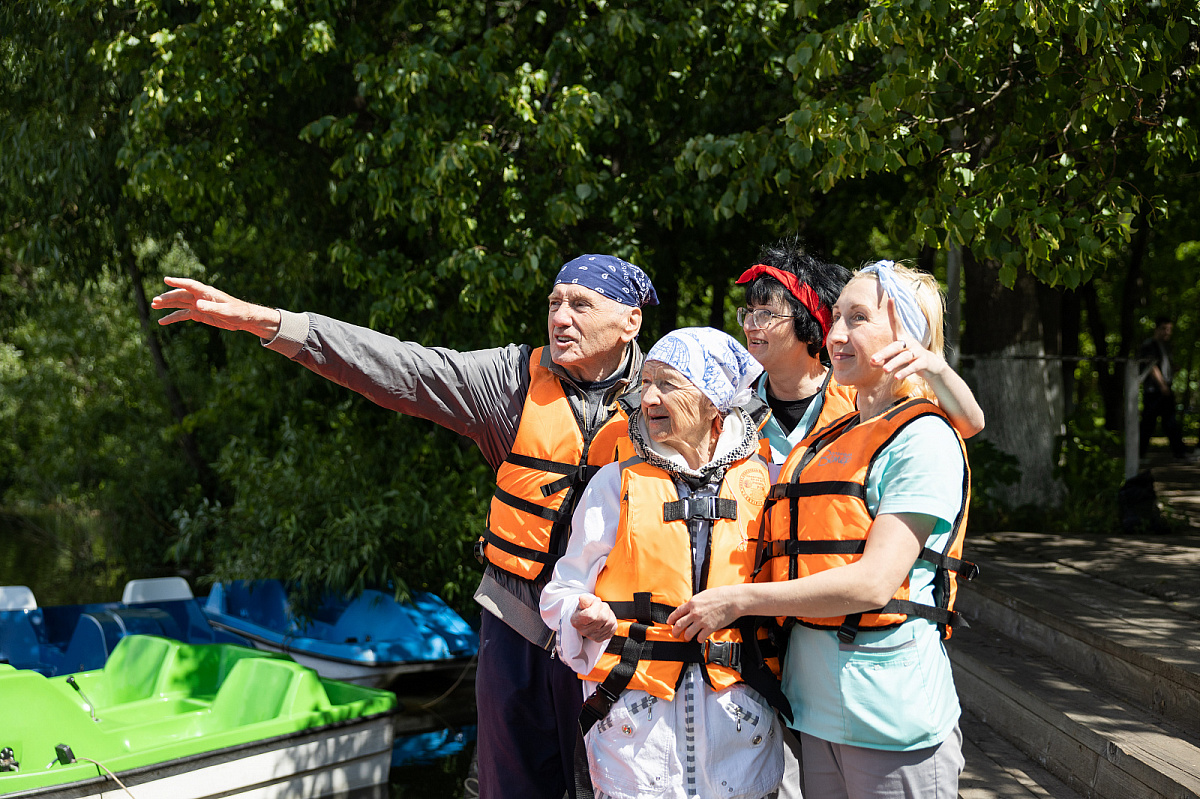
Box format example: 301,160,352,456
473,539,487,565
836,622,858,644
960,561,981,581
704,640,740,670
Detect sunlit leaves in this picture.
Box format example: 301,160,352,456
677,0,1199,288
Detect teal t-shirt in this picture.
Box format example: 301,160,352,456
780,415,966,751
758,375,828,464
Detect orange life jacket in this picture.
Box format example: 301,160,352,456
757,398,977,642
587,453,780,701
480,348,636,581
755,371,856,463
816,377,857,433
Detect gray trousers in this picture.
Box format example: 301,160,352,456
797,724,963,799
767,725,804,799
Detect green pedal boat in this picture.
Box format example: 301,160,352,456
0,635,398,798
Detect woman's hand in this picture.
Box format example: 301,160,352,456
873,296,985,437
871,297,947,382
570,594,618,642
667,586,742,642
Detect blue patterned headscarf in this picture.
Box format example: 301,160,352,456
554,254,659,308
645,327,763,414
857,260,930,345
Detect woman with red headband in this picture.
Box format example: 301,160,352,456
735,239,983,463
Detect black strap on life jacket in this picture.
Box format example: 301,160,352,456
830,542,980,643
572,592,791,798
662,495,738,523
501,453,605,498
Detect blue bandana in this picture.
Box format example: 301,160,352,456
554,254,659,308
645,327,763,414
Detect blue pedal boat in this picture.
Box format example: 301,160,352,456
200,580,478,688
0,578,251,677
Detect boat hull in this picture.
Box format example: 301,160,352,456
201,582,479,689
5,713,393,799
207,620,475,688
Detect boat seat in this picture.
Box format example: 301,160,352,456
331,590,419,643
211,657,329,726
99,634,175,704
122,577,194,605
0,610,43,670
0,586,36,612
60,612,121,675
223,580,292,632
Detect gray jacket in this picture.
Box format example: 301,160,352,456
265,309,645,642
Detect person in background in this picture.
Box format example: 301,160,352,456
151,254,659,799
736,238,984,464
671,261,974,799
1138,315,1188,460
541,328,787,799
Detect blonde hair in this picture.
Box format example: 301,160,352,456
846,261,946,401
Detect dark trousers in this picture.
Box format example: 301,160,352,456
475,610,583,799
1140,391,1185,457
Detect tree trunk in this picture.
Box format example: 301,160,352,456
122,251,219,497
1081,282,1123,430
962,250,1065,507
707,277,727,331
1060,287,1081,419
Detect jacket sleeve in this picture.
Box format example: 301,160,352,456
539,462,623,675
262,310,530,470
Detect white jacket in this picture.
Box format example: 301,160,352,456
541,410,784,799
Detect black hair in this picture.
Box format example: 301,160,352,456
743,236,850,357
1155,315,1173,327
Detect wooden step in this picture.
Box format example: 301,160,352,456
960,708,1086,799
950,620,1200,799
957,548,1200,739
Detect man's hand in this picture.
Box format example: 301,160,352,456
151,277,281,340
570,594,618,642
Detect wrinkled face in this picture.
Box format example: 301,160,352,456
547,284,639,381
640,360,718,452
741,298,808,375
826,277,898,390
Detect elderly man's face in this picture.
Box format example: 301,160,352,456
640,360,718,453
547,284,640,382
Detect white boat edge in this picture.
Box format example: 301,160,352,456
207,621,476,687
8,713,395,799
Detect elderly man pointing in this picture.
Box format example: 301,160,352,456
152,254,659,799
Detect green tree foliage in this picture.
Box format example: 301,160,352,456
1,1,1198,604
676,0,1199,288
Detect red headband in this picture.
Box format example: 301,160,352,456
735,264,832,336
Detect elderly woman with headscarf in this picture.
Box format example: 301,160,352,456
671,262,975,799
540,327,787,799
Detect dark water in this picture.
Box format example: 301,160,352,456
382,665,479,798
389,735,476,798
388,727,476,798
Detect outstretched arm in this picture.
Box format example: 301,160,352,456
151,277,281,340
668,512,933,642
873,296,985,438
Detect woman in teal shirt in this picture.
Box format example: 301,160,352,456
675,260,972,798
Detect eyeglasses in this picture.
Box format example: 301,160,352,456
737,307,795,330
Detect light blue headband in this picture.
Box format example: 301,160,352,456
858,260,930,345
